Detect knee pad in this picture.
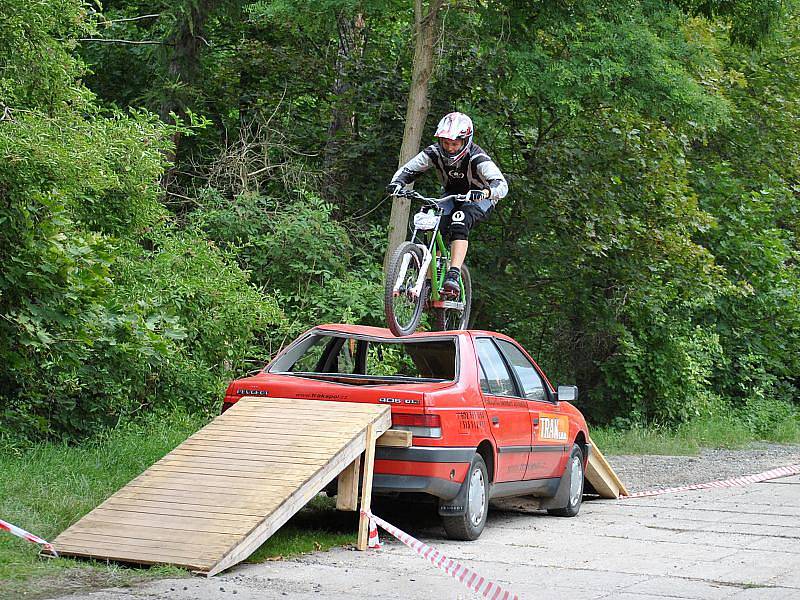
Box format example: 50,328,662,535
449,210,469,241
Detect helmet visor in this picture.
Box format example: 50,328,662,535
438,137,466,158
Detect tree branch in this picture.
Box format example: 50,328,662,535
100,14,161,26
76,38,173,46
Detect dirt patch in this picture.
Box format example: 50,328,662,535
0,564,180,600
606,441,800,492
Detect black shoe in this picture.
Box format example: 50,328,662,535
442,268,461,298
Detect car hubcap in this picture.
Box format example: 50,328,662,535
468,467,486,526
569,455,583,507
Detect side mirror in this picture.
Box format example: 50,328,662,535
556,385,578,402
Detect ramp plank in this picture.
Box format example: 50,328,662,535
110,491,282,511
53,397,390,575
585,436,629,498
57,532,231,554
97,500,267,518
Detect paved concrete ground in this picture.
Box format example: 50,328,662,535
57,473,800,600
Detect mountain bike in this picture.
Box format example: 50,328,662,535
384,190,472,337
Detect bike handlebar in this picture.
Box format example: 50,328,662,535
393,189,467,205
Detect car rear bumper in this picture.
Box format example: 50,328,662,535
375,446,476,463
373,446,475,500
373,474,462,499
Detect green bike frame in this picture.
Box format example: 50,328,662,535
416,207,465,303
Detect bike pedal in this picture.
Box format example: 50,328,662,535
439,288,460,301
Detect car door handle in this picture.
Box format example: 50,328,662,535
491,416,500,425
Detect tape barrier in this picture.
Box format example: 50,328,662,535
622,463,800,499
360,465,800,597
362,509,520,600
0,518,58,556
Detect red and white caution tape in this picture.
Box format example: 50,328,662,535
0,518,57,556
362,509,519,600
622,463,800,499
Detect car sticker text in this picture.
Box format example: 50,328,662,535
457,411,485,432
538,413,569,441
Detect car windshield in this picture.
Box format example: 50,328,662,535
268,332,457,382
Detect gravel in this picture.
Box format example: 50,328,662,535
605,441,800,492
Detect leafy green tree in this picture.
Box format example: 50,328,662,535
1,0,284,442
7,0,797,441
689,9,800,409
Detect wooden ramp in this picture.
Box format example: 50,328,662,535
52,397,391,575
586,436,629,498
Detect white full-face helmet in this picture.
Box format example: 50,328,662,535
435,112,473,166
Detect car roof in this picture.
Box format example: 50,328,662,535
313,323,514,342
313,323,458,339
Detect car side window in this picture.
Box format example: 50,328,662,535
496,340,548,402
477,362,491,394
475,338,518,397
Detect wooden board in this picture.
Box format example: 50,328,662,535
376,429,412,448
52,397,390,576
585,436,629,498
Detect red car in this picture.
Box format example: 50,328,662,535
223,324,590,540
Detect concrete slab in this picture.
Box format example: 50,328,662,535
727,587,800,600
54,468,800,600
620,575,738,600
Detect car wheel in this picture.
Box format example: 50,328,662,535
547,444,584,517
441,453,489,540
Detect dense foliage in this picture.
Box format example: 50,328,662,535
1,0,798,442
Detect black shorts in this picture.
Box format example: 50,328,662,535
440,202,493,242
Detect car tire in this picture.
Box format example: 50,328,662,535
441,453,489,540
547,443,584,517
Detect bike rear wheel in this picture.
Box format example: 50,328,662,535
434,263,471,331
385,242,428,336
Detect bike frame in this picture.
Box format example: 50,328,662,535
391,193,465,307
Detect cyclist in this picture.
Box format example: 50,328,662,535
386,111,508,297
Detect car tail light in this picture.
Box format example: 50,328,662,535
392,413,442,438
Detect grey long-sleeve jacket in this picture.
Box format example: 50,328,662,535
391,143,508,213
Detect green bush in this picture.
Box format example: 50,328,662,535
738,396,800,442
599,294,724,425
191,189,384,335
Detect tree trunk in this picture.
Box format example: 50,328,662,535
159,0,214,192
323,12,367,195
383,0,443,272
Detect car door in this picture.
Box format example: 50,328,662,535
494,339,566,480
474,337,532,483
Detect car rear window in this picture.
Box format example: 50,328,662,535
268,333,457,382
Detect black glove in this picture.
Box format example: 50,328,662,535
467,189,490,202
386,182,403,196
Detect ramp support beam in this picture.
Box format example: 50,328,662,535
336,456,361,511
357,424,378,550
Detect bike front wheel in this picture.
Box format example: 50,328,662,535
385,242,428,336
434,263,471,331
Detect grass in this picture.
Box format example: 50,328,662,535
0,411,202,599
246,495,357,563
0,410,357,599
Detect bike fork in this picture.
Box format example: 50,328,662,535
392,244,431,299
410,247,432,298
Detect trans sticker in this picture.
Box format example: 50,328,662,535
538,413,568,441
